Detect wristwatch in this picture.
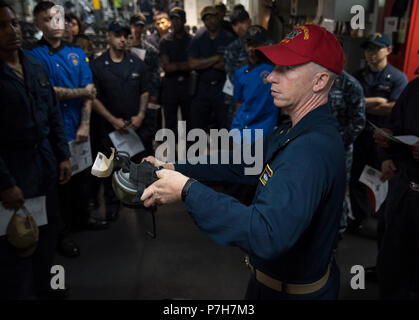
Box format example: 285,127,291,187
181,178,196,202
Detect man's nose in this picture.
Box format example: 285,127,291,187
266,71,275,83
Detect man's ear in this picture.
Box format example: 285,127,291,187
386,45,393,55
312,72,330,93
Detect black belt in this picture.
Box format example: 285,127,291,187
201,80,222,86
165,75,190,82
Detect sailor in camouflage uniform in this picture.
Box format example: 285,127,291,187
328,70,366,235
223,9,251,128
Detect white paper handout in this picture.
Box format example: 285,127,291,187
222,76,234,96
394,135,419,146
359,165,388,212
108,128,145,157
131,48,146,61
367,120,399,142
0,196,47,237
367,120,419,146
69,139,92,176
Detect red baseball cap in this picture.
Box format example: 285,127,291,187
256,24,345,74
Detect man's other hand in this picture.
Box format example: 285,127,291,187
142,156,174,170
111,117,129,133
141,169,189,207
128,113,145,130
59,159,72,184
381,159,397,181
84,84,97,99
373,128,393,149
0,186,24,210
75,123,90,143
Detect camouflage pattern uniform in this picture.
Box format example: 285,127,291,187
328,70,366,234
223,38,248,128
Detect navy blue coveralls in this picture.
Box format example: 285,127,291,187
159,30,192,137
175,104,346,299
350,64,408,222
188,28,235,131
0,51,70,299
376,77,419,299
90,51,153,208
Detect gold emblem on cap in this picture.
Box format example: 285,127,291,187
281,25,310,43
249,25,262,36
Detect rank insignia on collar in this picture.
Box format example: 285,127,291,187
259,164,273,186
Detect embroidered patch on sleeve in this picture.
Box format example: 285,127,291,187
259,164,273,186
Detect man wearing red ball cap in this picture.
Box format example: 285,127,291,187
141,24,347,300
257,23,345,115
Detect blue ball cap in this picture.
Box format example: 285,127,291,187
361,32,392,48
108,20,131,33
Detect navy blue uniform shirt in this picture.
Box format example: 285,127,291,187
353,63,408,127
175,104,346,285
0,51,70,197
188,28,235,84
90,51,150,132
159,31,192,79
353,63,407,101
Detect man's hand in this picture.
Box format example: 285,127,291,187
59,159,72,184
111,117,129,133
366,98,395,116
84,84,97,99
412,141,419,162
140,169,189,207
381,159,397,181
75,122,90,143
128,113,145,130
374,97,388,105
373,128,393,148
142,156,175,170
0,186,24,210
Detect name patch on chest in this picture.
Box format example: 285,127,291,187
259,164,273,186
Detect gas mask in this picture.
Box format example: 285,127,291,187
91,148,162,238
